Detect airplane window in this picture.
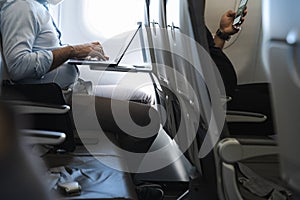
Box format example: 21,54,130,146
84,0,145,39
58,0,149,65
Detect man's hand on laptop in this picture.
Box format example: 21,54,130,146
70,41,109,61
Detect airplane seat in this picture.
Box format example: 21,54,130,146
0,15,76,151
0,101,138,200
0,91,138,199
145,0,179,139
262,0,300,197
1,82,77,151
130,0,196,197
200,5,274,137
179,0,295,199
0,0,159,153
0,43,159,154
212,37,275,136
176,0,223,199
138,0,292,200
216,38,274,136
0,54,67,199
0,20,154,200
0,41,86,148
1,71,159,154
227,82,275,136
0,70,139,200
200,5,275,136
136,0,224,199
0,101,52,200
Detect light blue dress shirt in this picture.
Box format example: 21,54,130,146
0,0,78,88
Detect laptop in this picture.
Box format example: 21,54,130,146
68,23,142,67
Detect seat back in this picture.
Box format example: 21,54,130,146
0,38,51,200
0,101,52,200
145,0,225,198
0,6,75,151
145,0,181,139
262,0,300,195
1,83,76,152
0,26,75,151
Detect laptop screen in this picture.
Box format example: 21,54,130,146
68,23,142,66
113,23,142,65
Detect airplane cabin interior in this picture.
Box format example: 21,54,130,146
0,0,299,199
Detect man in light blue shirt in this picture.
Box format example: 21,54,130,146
0,0,108,89
0,0,155,104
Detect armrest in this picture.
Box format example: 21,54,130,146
226,110,267,123
20,129,66,145
217,138,278,164
8,100,70,114
217,137,279,200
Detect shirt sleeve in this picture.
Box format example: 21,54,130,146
205,26,237,96
1,1,53,82
205,26,216,49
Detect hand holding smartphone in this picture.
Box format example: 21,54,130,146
233,0,248,29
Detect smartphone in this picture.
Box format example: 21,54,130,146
233,0,248,28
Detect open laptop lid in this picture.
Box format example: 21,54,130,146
68,23,142,66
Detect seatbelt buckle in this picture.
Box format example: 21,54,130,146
58,181,82,196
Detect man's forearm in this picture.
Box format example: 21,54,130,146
214,35,226,49
50,46,75,71
49,42,108,71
